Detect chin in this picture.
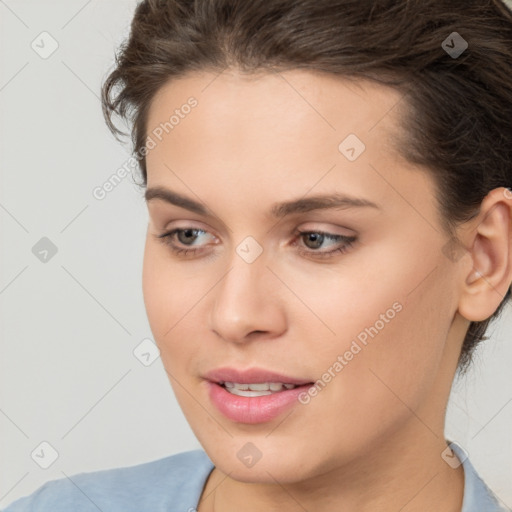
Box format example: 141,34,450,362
205,441,319,484
221,460,308,485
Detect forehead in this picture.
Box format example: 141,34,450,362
143,68,435,221
145,68,407,164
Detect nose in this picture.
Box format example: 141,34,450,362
208,249,287,344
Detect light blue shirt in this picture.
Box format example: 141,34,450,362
2,442,510,511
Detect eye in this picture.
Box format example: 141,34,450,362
155,227,216,257
292,230,357,259
155,227,356,259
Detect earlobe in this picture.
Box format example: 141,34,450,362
457,187,512,322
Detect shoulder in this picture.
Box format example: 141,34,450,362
2,449,214,512
450,442,511,512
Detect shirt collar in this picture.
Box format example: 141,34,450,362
449,441,511,511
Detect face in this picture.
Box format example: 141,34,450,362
142,68,466,483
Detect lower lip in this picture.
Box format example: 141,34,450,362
206,381,313,424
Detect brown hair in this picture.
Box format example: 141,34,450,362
101,0,512,375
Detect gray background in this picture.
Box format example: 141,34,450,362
1,0,511,508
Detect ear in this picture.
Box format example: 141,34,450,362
457,187,512,322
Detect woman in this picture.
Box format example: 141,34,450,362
4,0,512,510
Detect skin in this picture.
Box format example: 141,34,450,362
141,68,512,512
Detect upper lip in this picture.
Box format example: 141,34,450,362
203,367,313,385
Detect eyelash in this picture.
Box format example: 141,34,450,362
156,227,357,259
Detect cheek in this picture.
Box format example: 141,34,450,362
142,237,220,381
142,238,169,336
339,309,445,455
293,246,453,391
142,237,201,338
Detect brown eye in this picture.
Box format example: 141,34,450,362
302,232,325,249
156,227,214,256
295,230,357,259
175,228,201,245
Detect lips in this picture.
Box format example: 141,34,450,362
203,366,313,386
202,367,315,423
205,380,314,423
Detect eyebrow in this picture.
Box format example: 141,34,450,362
145,186,380,218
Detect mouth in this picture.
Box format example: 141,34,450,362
206,379,316,424
202,367,315,422
217,380,313,397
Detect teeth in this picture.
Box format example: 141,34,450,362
224,382,248,390
221,382,299,396
227,388,273,397
245,383,271,391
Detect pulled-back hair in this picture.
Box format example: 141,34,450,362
101,0,512,374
